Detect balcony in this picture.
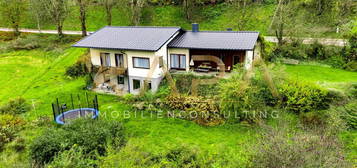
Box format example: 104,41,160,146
96,65,127,76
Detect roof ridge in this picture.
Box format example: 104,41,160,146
185,30,259,33
105,26,181,29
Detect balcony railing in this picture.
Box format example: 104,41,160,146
97,65,127,75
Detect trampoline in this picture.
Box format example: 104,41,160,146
52,94,99,125
55,108,99,125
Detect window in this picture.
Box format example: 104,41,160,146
100,53,111,67
170,54,186,69
133,79,141,90
115,54,124,68
133,57,150,69
117,75,124,85
159,56,164,68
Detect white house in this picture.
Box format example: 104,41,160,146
73,24,259,95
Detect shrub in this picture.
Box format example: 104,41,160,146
307,41,327,60
252,124,351,168
10,35,42,50
65,62,88,78
30,119,126,166
0,97,31,115
340,101,357,130
0,114,25,151
46,145,96,168
30,128,66,165
326,89,348,105
326,54,345,68
165,95,223,126
173,73,215,95
344,61,357,72
279,80,329,113
163,146,200,168
11,137,26,152
102,144,202,168
299,111,327,127
349,83,357,98
218,72,277,123
269,41,307,61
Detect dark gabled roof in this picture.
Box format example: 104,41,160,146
168,31,259,50
73,26,181,51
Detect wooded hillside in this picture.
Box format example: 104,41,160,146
0,0,356,38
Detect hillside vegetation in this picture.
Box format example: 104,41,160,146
0,0,356,38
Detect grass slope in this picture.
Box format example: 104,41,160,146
0,4,351,37
285,64,357,82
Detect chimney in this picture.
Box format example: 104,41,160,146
192,23,199,32
226,28,233,31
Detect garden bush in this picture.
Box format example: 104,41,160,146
339,101,357,130
326,54,345,68
269,40,307,61
30,119,126,166
0,97,31,115
46,145,96,168
326,88,348,105
218,71,278,123
0,114,26,151
10,35,42,50
65,61,88,78
252,124,351,168
165,95,223,126
343,61,357,72
30,128,66,165
278,79,329,113
307,41,327,60
173,73,216,95
102,144,202,168
299,111,327,128
11,137,26,152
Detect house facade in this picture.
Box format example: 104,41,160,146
73,24,259,95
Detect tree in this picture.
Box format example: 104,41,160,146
29,0,50,32
129,0,146,26
100,0,118,26
231,0,251,30
43,0,69,38
269,0,293,46
76,0,90,36
182,0,198,21
0,0,26,36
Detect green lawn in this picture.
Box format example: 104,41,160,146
285,64,357,83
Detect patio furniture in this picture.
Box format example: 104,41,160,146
195,68,209,73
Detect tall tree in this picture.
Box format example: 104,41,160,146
100,0,118,26
43,0,69,38
29,0,49,32
0,0,26,36
269,0,293,46
232,0,251,31
76,0,90,36
130,0,146,26
182,0,197,21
